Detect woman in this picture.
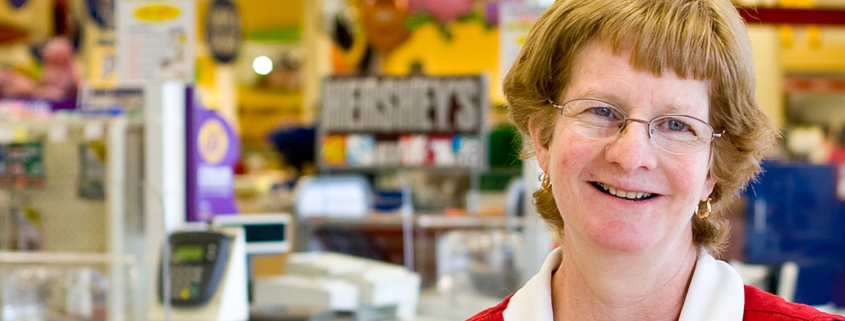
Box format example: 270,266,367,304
469,0,843,320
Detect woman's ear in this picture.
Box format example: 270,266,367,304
529,116,551,173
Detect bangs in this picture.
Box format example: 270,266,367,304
596,0,734,83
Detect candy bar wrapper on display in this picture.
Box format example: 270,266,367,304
455,136,482,168
400,135,428,166
374,140,400,167
346,134,376,167
7,142,45,188
428,135,455,166
78,142,107,200
322,134,347,165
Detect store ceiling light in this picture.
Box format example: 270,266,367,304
253,56,273,75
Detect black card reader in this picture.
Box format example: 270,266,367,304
158,231,231,306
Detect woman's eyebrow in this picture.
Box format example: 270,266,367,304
566,90,625,104
572,90,705,115
659,102,709,116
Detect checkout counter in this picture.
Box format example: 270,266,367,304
153,213,425,321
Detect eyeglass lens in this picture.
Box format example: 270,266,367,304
558,99,715,155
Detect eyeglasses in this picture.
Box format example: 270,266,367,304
550,98,724,155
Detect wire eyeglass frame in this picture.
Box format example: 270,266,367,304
549,98,725,155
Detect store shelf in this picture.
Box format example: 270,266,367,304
0,250,136,265
303,213,523,229
0,118,105,129
785,77,845,93
0,117,142,321
416,215,522,229
0,117,144,131
320,165,484,173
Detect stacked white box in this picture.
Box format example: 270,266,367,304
284,252,422,318
252,274,359,311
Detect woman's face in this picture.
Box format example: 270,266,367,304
530,40,716,253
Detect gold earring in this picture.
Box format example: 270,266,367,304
696,198,712,219
539,172,552,192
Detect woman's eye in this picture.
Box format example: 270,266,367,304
587,107,615,118
666,119,688,131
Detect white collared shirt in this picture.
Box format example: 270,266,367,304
502,247,745,321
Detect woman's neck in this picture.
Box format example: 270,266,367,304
551,236,698,321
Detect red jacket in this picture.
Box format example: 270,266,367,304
467,285,844,321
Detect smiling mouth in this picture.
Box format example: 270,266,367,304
592,182,657,200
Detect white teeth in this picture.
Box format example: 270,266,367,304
598,183,651,200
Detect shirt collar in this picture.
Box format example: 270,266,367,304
677,249,745,321
502,247,559,320
502,247,745,321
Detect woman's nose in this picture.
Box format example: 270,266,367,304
604,120,659,172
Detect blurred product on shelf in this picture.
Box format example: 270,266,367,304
295,175,373,220
0,99,52,121
435,229,522,299
11,203,42,251
786,125,831,164
252,251,421,320
77,142,106,200
1,142,45,188
0,37,80,104
0,68,36,99
0,266,108,321
33,37,80,102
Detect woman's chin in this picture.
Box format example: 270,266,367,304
580,222,660,254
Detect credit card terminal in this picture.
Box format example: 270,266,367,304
159,231,231,306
